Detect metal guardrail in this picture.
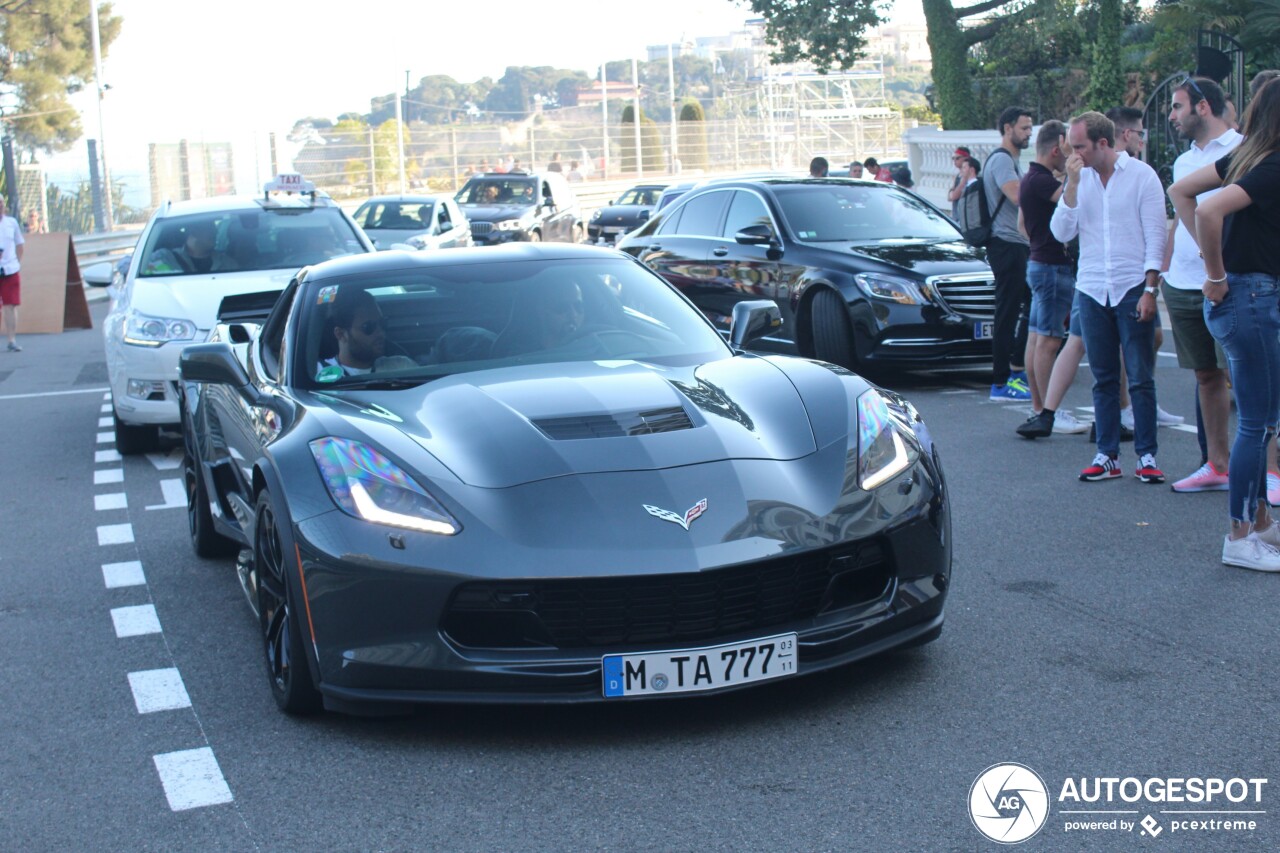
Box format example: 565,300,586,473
73,228,143,267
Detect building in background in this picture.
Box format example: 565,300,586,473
148,140,235,207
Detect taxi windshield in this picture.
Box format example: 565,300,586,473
455,178,537,206
138,208,365,278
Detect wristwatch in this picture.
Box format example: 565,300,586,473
1143,285,1159,296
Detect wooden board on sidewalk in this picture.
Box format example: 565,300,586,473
14,232,92,333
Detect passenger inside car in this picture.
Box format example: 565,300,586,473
315,288,417,381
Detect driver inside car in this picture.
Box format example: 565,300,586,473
535,279,585,349
315,288,417,381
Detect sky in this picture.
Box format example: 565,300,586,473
47,0,926,184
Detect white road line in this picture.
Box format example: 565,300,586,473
100,404,111,413
95,449,122,464
1169,424,1199,434
98,417,112,428
97,523,135,546
127,668,191,713
152,748,233,811
94,468,123,485
112,604,162,637
145,448,183,471
102,560,145,588
0,387,111,402
103,392,111,399
96,431,114,444
146,479,186,511
94,493,128,511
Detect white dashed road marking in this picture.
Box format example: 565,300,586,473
97,523,135,546
95,493,128,511
127,668,191,713
0,387,111,401
96,431,114,444
94,468,124,485
111,604,162,637
102,560,146,588
98,417,112,428
145,479,186,511
152,748,233,811
100,403,111,413
145,448,183,471
95,449,122,463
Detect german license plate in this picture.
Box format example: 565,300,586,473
602,633,797,698
974,321,994,340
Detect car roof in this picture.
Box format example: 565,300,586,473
154,193,338,218
357,194,447,204
303,242,627,280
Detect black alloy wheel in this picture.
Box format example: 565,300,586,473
254,492,322,715
810,288,857,369
183,425,237,558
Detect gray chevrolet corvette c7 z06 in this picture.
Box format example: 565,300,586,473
178,243,951,715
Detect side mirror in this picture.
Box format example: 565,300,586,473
639,210,651,222
734,225,777,246
180,342,264,406
729,300,784,350
82,261,116,287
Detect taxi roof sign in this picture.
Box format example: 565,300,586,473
264,173,316,195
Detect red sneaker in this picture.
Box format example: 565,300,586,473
1135,453,1165,484
1080,453,1121,481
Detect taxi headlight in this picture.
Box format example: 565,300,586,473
854,273,927,305
310,437,461,536
123,312,197,347
855,389,914,490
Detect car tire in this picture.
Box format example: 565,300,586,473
810,289,856,369
183,427,238,559
254,490,322,715
572,223,584,243
528,230,542,243
113,408,160,455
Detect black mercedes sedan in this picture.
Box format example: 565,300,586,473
178,244,949,715
587,182,666,245
616,177,996,371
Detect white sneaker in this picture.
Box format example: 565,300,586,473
1255,522,1280,549
1222,533,1280,572
1120,406,1135,431
1157,405,1185,426
1053,410,1090,434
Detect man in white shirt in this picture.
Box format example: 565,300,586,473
1051,111,1168,484
1160,77,1242,493
0,196,25,353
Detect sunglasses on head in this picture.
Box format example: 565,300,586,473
1182,76,1207,104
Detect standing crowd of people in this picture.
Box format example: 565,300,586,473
982,71,1280,572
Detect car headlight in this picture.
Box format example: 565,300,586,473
855,389,913,490
495,218,527,231
854,273,927,305
309,437,461,536
123,312,198,347
590,209,602,222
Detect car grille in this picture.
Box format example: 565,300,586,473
471,222,493,236
533,407,694,440
441,540,891,650
928,273,996,320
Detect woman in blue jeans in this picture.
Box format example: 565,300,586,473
1169,78,1280,571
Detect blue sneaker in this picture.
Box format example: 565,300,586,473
1009,369,1029,386
990,381,1031,401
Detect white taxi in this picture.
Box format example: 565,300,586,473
97,175,374,453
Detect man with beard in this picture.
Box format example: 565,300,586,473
984,106,1035,401
1161,78,1242,493
316,288,416,381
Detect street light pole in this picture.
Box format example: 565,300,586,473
89,0,113,230
668,43,678,174
632,58,642,179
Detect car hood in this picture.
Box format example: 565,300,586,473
841,239,989,275
314,356,861,488
129,269,296,330
458,204,533,222
594,205,651,224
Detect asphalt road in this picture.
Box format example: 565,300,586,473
1,300,1276,852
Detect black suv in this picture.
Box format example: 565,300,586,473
617,177,996,371
455,171,582,245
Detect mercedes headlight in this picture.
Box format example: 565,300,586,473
590,209,603,222
854,273,927,305
310,437,461,535
855,390,913,490
123,312,197,347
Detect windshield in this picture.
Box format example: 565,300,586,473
455,177,537,206
617,187,661,206
138,208,365,278
773,183,961,243
351,200,435,231
296,257,729,388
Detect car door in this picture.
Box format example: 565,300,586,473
539,179,568,241
636,188,730,303
707,190,805,344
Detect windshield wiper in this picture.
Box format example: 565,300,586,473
337,377,434,390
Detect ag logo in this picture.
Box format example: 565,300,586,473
968,763,1050,844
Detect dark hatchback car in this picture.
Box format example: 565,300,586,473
617,177,996,371
587,182,667,245
455,171,582,245
177,244,949,714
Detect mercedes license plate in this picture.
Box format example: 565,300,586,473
602,633,797,698
974,321,994,340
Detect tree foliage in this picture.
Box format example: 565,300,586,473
619,105,663,174
678,99,708,170
1082,0,1126,111
744,0,886,74
0,0,123,155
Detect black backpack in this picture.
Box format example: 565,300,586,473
958,149,1012,248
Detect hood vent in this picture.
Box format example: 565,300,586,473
534,406,693,440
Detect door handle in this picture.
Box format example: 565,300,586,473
712,247,729,257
